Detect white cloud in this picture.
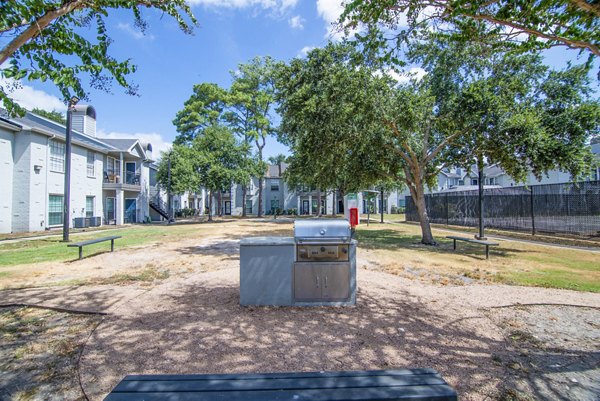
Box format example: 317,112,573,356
288,15,304,29
97,129,172,158
0,77,66,112
390,67,427,83
316,0,343,24
316,0,365,40
298,46,316,57
117,23,155,40
187,0,298,14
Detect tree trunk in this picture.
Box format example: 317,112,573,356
241,185,247,217
217,192,222,217
331,191,336,216
257,177,264,217
208,191,213,222
410,184,436,245
317,190,322,217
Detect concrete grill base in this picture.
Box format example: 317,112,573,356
239,237,357,306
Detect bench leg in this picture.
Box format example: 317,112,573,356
486,245,489,259
111,239,114,252
453,239,456,250
79,247,83,260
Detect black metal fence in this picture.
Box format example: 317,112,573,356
405,181,600,236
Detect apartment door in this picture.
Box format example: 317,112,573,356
105,197,115,224
302,200,309,215
125,162,136,184
125,199,137,223
224,201,231,215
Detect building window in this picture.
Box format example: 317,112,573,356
49,140,65,173
86,196,94,218
270,179,280,191
87,151,95,177
48,195,63,225
471,179,478,185
245,200,252,214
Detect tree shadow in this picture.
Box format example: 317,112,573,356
81,282,513,400
355,229,524,260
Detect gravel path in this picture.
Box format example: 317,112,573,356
68,267,600,401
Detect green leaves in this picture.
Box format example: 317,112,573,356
1,0,197,116
275,42,399,194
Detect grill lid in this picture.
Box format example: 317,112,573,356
294,219,351,243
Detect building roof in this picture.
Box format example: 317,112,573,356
8,111,115,152
266,162,288,178
101,138,138,151
1,110,151,159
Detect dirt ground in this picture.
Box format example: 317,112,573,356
0,219,599,401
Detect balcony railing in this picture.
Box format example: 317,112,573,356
103,171,140,186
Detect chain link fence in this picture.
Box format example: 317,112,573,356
405,181,600,236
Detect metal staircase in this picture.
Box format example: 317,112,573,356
149,189,169,220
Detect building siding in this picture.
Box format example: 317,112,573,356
0,129,14,232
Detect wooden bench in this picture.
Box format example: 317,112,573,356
103,369,458,401
68,236,121,260
446,235,499,259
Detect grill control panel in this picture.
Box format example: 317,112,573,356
297,244,349,262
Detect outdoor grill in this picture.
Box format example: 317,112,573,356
293,219,356,304
239,219,357,306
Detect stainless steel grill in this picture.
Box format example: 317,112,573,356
293,219,355,303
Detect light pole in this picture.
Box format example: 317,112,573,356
167,151,172,224
62,96,79,242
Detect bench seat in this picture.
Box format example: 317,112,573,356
104,369,458,401
446,235,499,259
68,235,122,260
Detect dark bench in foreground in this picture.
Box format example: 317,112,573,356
446,235,499,259
68,235,121,260
103,369,458,401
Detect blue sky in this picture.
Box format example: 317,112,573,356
3,0,598,159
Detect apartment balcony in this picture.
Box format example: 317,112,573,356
103,171,141,192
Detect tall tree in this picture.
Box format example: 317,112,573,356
172,83,228,145
341,1,600,60
230,56,279,218
381,39,599,244
158,125,251,222
1,1,196,116
276,43,396,206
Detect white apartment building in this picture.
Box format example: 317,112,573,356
0,108,154,234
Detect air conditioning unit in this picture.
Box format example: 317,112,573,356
73,217,88,228
89,216,102,227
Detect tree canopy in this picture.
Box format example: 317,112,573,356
341,0,600,62
275,42,399,197
1,0,197,116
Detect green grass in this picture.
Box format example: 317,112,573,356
354,224,600,293
498,268,600,293
0,224,207,267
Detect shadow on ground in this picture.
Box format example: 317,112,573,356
81,279,511,401
355,229,524,260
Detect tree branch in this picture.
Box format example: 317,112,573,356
0,0,86,65
466,12,600,57
568,0,600,18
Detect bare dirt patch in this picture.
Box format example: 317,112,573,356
0,306,101,401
